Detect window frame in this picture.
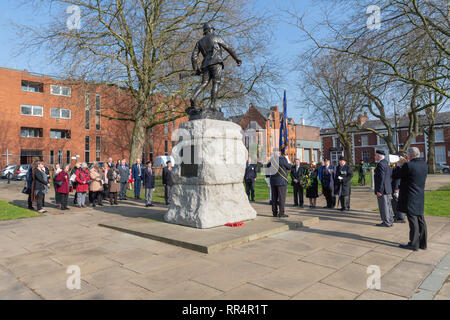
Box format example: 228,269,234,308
50,85,71,97
21,105,43,117
20,127,43,138
50,108,71,119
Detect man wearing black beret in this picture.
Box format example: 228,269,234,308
374,149,394,227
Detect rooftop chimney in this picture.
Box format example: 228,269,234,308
357,112,369,125
300,118,305,125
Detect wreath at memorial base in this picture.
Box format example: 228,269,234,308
300,175,312,189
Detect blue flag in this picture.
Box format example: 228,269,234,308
279,90,289,153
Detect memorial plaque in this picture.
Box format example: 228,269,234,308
180,144,198,177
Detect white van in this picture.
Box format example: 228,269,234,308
153,156,175,168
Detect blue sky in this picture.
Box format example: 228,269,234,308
0,0,323,125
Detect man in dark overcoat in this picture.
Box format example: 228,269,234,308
392,147,428,251
334,156,353,211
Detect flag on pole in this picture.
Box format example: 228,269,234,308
279,89,289,153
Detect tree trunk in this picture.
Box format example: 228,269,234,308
427,128,436,174
129,116,148,165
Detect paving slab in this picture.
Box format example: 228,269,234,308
99,214,319,254
320,263,372,294
83,265,140,288
249,261,335,297
354,251,403,275
70,281,157,300
213,283,289,300
291,282,357,300
357,290,407,300
379,261,434,298
153,280,223,300
436,280,450,298
192,261,275,292
300,250,355,269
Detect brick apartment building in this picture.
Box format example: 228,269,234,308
237,104,297,162
321,112,450,165
0,66,188,168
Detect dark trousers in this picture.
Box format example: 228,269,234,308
271,185,287,216
323,187,335,208
358,173,366,186
119,182,127,199
293,184,303,206
407,213,427,249
339,195,350,210
109,192,118,204
134,177,142,198
91,191,102,205
36,191,45,210
245,180,255,201
164,185,172,204
59,193,68,209
27,193,33,209
391,193,406,221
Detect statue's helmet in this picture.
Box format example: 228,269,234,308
203,22,215,34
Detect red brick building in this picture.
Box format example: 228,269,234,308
0,66,188,168
321,112,450,165
237,104,297,162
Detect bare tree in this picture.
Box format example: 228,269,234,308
16,0,277,164
299,51,364,164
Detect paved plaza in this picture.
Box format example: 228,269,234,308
0,176,449,300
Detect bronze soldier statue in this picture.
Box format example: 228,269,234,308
187,23,242,116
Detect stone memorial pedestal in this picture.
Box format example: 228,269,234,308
164,118,257,229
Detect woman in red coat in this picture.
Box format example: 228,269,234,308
75,162,91,208
55,164,70,210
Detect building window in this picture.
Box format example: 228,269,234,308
377,135,387,145
85,93,90,130
362,150,370,162
435,146,446,164
50,108,71,119
172,120,176,130
85,136,90,163
50,129,71,139
50,85,71,97
164,140,169,156
333,137,341,148
435,129,444,143
50,150,54,165
21,105,43,117
95,94,101,130
164,123,169,135
361,135,368,146
20,127,43,138
58,150,63,164
95,136,101,161
149,139,153,162
66,150,71,164
21,80,43,93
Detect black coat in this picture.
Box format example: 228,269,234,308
321,164,335,190
34,169,48,192
142,167,155,189
244,163,257,181
267,156,292,186
162,167,174,186
334,164,353,196
290,165,305,187
392,158,427,216
374,159,393,195
306,168,319,198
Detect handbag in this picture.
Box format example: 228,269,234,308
53,175,63,188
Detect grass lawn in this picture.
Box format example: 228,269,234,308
424,184,450,218
0,199,43,221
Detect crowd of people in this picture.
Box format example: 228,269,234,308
24,157,175,214
246,146,428,251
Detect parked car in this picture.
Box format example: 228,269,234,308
13,164,31,181
153,156,175,168
1,165,16,179
436,163,449,174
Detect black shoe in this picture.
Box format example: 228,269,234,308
278,214,289,218
399,244,418,251
376,223,392,227
269,200,273,205
149,204,154,207
420,246,427,250
28,206,34,210
299,205,304,208
340,208,345,211
272,213,278,217
145,204,149,207
394,219,406,223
